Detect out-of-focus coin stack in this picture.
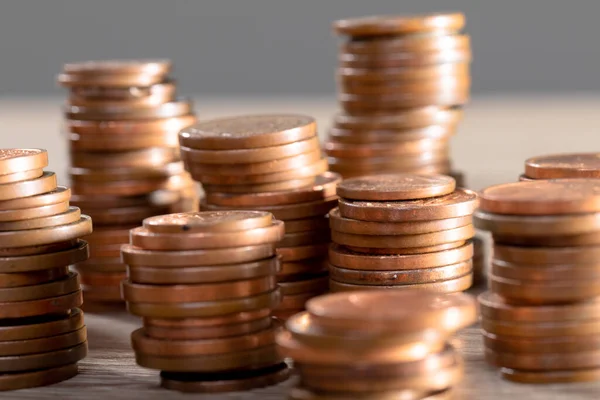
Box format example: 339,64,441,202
475,179,600,383
57,59,198,304
277,290,476,400
328,174,477,293
521,153,600,181
121,211,290,392
0,149,90,390
179,115,341,320
326,13,471,182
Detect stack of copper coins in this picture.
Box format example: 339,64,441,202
277,291,476,400
57,59,198,304
521,153,600,181
121,211,290,392
328,174,477,293
179,114,341,320
0,149,90,390
475,179,600,383
326,13,471,183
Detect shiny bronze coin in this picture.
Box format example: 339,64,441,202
282,217,330,233
66,99,192,121
325,138,449,157
334,107,462,130
145,317,273,341
0,239,81,257
492,258,600,281
0,267,69,288
179,114,316,150
482,318,600,338
289,387,446,400
0,216,92,248
0,201,70,223
68,131,179,151
0,363,78,392
479,179,600,215
88,244,122,258
494,231,600,247
59,71,163,87
500,367,600,384
333,13,465,36
70,162,184,182
329,273,472,293
485,348,600,371
0,207,80,231
80,284,123,303
0,172,57,201
144,308,271,328
127,257,279,284
67,114,196,135
344,241,466,255
525,153,600,179
0,149,48,175
63,58,170,75
336,173,455,201
278,275,329,296
84,205,172,226
0,327,86,356
0,290,82,319
278,259,329,279
70,147,177,169
0,272,79,302
69,193,148,209
339,90,469,112
338,63,469,83
339,74,469,94
490,274,600,304
0,342,87,373
74,259,126,273
143,210,273,233
279,230,331,248
277,244,329,262
0,240,88,273
277,291,322,310
483,330,600,354
159,362,289,393
329,242,473,270
338,188,477,222
328,125,455,145
339,49,471,69
202,177,316,194
329,152,449,170
79,271,126,287
493,243,600,265
0,309,83,341
71,173,190,197
83,228,132,245
342,34,470,54
0,169,43,185
0,186,69,211
68,80,175,103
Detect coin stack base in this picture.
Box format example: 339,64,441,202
0,149,90,390
122,211,290,392
329,174,477,293
58,60,198,304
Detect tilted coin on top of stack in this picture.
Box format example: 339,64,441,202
277,290,476,400
57,59,198,305
0,149,90,390
179,114,341,320
326,13,471,183
475,179,600,383
329,173,478,293
520,153,600,181
121,211,290,392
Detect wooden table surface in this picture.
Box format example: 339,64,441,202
2,95,600,399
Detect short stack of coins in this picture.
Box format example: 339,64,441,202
0,149,90,390
121,211,290,392
277,290,476,400
521,153,600,181
329,174,478,293
179,114,341,320
475,179,600,383
325,13,471,182
57,59,198,304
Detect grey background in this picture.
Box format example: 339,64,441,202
0,0,598,95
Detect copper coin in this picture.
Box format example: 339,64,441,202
479,179,600,215
279,217,329,234
344,241,466,255
0,239,84,257
69,193,148,209
79,271,126,287
279,230,331,248
339,49,471,69
277,244,329,262
63,58,170,75
325,138,449,158
181,136,320,164
339,78,469,98
70,162,183,182
493,243,600,265
144,308,271,328
525,153,600,179
485,348,600,371
0,172,57,201
500,367,600,384
0,207,80,231
0,342,87,372
0,290,82,319
130,220,284,250
74,259,126,273
0,363,78,391
518,174,535,181
66,99,192,121
494,232,600,248
70,147,177,169
0,149,48,175
0,272,79,302
68,79,175,100
334,13,465,36
483,315,600,337
80,284,123,303
490,274,600,304
71,173,188,196
329,242,472,271
329,151,449,169
88,244,122,258
67,115,196,137
127,257,280,284
159,362,289,393
288,387,446,400
0,216,92,248
0,326,86,356
342,34,470,54
306,290,476,334
68,131,179,151
339,91,469,112
0,309,83,341
0,240,88,273
278,259,329,279
82,228,132,245
329,273,472,293
492,259,600,281
145,317,273,341
279,275,329,296
122,276,277,303
179,114,316,150
84,205,172,226
58,71,164,87
338,188,477,222
143,210,273,234
334,107,462,130
0,267,69,288
330,162,452,179
0,169,43,185
204,198,337,222
0,201,70,223
327,125,455,145
338,63,469,82
0,186,69,211
202,177,316,194
483,331,600,354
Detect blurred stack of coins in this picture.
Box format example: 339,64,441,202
0,149,90,390
329,174,477,293
475,179,600,383
121,211,290,392
57,59,198,304
326,13,471,182
179,115,341,320
521,153,600,181
277,291,476,400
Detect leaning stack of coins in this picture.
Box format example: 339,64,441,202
57,59,198,304
0,149,90,390
521,153,600,181
326,13,471,183
329,174,477,293
277,290,476,400
121,211,290,392
179,114,341,320
475,179,600,383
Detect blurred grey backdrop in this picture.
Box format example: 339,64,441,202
1,0,599,95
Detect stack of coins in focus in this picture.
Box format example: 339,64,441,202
521,153,600,181
57,59,198,304
475,179,600,383
0,149,90,390
328,174,477,293
277,290,476,400
325,13,471,182
179,115,341,320
121,211,290,392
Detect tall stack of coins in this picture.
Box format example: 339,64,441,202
121,211,290,392
521,153,600,181
329,174,477,293
277,291,476,400
57,59,198,304
326,13,471,182
0,149,90,390
475,179,600,383
179,115,341,319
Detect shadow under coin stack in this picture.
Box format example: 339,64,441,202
121,211,290,392
475,179,600,383
179,115,341,320
326,13,471,182
329,174,477,293
277,291,476,400
57,59,198,304
0,149,91,390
